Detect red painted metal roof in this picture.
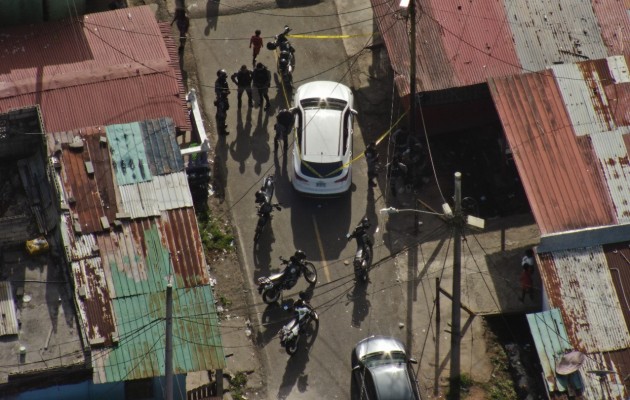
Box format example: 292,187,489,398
488,67,615,234
372,0,630,98
372,0,522,96
0,6,189,131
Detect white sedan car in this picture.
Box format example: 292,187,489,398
291,81,357,195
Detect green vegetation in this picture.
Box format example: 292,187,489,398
197,210,234,253
219,294,232,308
483,349,517,399
229,371,248,400
446,374,473,399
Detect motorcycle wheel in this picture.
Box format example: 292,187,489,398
254,215,267,243
262,287,280,304
285,338,299,356
303,262,317,284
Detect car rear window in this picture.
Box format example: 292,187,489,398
362,351,407,368
300,160,343,178
300,98,347,111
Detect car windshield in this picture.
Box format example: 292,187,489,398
300,98,347,111
362,351,407,368
300,160,344,178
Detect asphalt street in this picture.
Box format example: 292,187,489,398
183,1,543,399
186,1,419,399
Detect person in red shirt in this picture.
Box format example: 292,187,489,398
519,264,534,302
250,30,263,68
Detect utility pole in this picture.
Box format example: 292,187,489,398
450,172,462,399
409,0,417,136
165,279,173,400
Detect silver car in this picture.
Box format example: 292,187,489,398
351,336,420,400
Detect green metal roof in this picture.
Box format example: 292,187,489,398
106,119,184,186
93,285,224,382
527,308,583,394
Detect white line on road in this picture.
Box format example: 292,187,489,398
312,215,331,283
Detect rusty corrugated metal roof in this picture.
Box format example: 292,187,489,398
371,0,630,97
0,6,190,131
92,285,224,383
52,118,224,381
487,58,630,235
539,248,630,353
49,118,192,232
537,246,630,398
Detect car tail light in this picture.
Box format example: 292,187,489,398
334,174,348,183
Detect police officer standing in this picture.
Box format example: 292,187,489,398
214,69,230,135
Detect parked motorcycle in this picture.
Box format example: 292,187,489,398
257,251,318,304
277,52,293,88
346,217,373,282
266,25,296,75
280,295,319,355
254,176,280,243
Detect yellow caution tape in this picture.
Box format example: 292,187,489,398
287,33,374,39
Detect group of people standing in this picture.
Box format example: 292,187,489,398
213,30,277,135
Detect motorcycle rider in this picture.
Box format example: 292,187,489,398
274,108,297,154
281,250,307,290
348,217,373,254
292,291,315,333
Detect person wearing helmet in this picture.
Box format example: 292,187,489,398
254,190,267,204
283,250,306,290
215,69,230,99
347,218,373,255
291,250,306,263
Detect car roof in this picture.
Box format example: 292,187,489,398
302,109,343,162
368,364,416,400
296,81,353,104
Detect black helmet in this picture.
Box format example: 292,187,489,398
217,69,227,78
360,217,370,229
293,250,306,261
255,190,266,203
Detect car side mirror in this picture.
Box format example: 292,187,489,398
350,109,358,115
408,358,418,364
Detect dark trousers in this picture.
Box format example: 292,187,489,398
255,87,270,105
237,86,252,104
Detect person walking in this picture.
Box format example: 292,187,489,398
274,108,296,154
364,141,379,187
170,8,190,50
231,65,253,108
250,29,263,68
252,63,271,111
